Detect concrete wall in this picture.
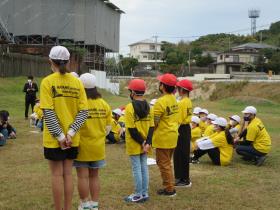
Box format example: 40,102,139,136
90,69,119,95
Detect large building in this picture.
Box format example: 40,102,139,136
129,39,163,70
0,0,123,71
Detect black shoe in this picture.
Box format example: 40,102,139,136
190,157,200,164
175,180,192,188
157,189,176,197
255,156,266,167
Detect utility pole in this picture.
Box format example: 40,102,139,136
153,35,158,71
188,50,191,75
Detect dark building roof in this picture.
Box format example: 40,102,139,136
232,42,278,51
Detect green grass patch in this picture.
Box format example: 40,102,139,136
0,77,279,209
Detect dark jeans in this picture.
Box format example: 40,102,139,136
193,147,221,165
106,131,117,144
25,97,36,118
236,145,266,161
174,124,191,182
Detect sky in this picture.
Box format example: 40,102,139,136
110,0,280,55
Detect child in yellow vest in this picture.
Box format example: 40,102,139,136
174,79,193,187
124,79,154,203
204,113,218,137
191,117,234,166
191,116,202,152
40,46,88,210
107,109,122,144
153,73,178,197
199,108,209,135
74,73,111,210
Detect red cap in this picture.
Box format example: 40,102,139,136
128,79,146,92
157,73,177,86
176,79,193,91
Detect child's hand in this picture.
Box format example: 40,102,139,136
59,138,70,150
66,134,73,147
10,132,16,139
143,144,150,153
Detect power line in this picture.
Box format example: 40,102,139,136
156,24,270,39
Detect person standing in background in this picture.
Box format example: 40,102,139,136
23,75,38,119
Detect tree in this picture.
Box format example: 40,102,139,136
266,52,280,74
120,57,138,76
196,54,214,67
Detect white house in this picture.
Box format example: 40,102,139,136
129,39,163,69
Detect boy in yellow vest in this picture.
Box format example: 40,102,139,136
124,79,154,202
173,79,193,187
204,113,217,137
153,73,178,197
191,116,202,152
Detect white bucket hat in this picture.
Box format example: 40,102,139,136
229,115,241,123
193,107,202,115
242,106,257,114
191,116,200,124
207,113,217,121
80,73,96,89
200,109,209,115
49,46,70,60
212,117,227,127
113,108,122,116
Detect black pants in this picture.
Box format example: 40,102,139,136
25,97,35,118
106,132,117,144
236,145,266,161
193,147,221,165
174,124,191,182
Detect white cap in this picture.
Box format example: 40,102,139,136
242,106,257,114
49,46,70,60
200,109,209,115
229,115,241,123
70,72,79,78
212,117,227,127
113,108,122,116
80,73,96,89
191,116,200,124
193,107,202,115
207,113,217,121
150,99,157,106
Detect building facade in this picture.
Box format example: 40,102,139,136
129,39,163,69
215,43,277,74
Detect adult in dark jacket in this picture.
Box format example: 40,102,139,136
23,75,38,119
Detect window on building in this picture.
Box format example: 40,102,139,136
225,55,230,58
233,55,239,62
220,55,223,60
150,45,155,50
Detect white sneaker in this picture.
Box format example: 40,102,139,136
89,201,98,210
78,201,91,210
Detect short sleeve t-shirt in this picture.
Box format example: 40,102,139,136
211,131,233,166
125,102,154,155
76,98,111,161
246,117,271,154
40,72,88,148
178,97,192,125
152,94,179,149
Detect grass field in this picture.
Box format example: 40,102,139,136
0,77,279,210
